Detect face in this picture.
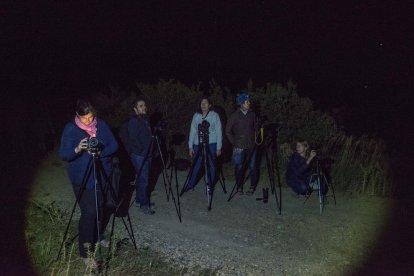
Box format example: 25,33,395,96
77,112,95,126
134,100,147,115
200,99,211,113
296,142,308,155
241,100,251,110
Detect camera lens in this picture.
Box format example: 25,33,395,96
88,137,99,148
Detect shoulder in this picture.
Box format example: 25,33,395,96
62,121,77,132
97,118,108,126
210,111,220,117
229,110,240,118
248,110,257,117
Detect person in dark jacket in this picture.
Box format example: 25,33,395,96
286,140,317,195
59,99,118,268
127,97,155,214
225,92,259,195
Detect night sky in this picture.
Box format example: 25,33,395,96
4,2,413,148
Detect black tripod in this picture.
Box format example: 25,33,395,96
226,145,257,202
260,125,282,214
56,151,116,267
129,128,182,221
106,156,137,249
180,122,225,210
304,155,336,214
227,125,282,215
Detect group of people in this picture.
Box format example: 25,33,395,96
59,93,321,267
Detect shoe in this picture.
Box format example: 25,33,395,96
237,189,244,195
83,257,97,269
246,187,255,196
100,239,110,248
140,206,155,215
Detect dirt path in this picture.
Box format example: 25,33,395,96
32,152,394,275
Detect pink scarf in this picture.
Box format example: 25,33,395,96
75,116,97,137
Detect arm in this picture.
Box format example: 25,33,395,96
59,123,87,161
98,120,118,157
215,112,223,150
188,114,198,157
306,150,317,165
128,117,143,154
188,113,198,149
214,112,223,156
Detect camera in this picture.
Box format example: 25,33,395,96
198,120,210,144
154,119,168,131
87,137,100,154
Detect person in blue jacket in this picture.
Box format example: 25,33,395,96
184,96,222,193
286,140,317,195
59,99,118,267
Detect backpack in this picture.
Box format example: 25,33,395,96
119,119,131,154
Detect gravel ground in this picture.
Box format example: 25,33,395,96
31,152,393,275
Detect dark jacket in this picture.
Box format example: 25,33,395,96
225,109,258,149
59,119,118,189
128,114,153,157
286,152,312,189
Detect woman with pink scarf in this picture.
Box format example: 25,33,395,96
59,99,118,268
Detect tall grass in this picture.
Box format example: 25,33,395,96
325,133,392,196
26,200,209,275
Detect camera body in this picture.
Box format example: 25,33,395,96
87,137,100,154
198,120,210,144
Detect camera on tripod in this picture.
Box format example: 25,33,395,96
198,120,210,144
87,137,100,154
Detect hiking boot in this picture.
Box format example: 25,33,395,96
83,257,97,269
140,206,155,215
100,239,110,248
246,187,255,196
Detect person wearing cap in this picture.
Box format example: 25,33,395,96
225,92,259,195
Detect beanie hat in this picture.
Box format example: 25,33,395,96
236,92,250,105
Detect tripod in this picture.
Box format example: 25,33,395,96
56,151,118,267
129,128,182,221
180,127,224,210
227,125,282,215
106,156,137,250
261,125,282,215
304,156,336,214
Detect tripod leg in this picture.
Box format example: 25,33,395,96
227,147,256,202
323,174,336,205
180,145,202,196
173,166,182,222
122,214,137,249
56,157,93,261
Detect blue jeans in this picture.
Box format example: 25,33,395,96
130,153,152,206
232,147,258,190
187,143,217,189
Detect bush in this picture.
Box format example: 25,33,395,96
94,79,392,196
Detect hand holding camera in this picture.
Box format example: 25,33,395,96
75,137,89,154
